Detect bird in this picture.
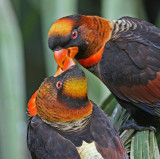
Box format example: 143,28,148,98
27,65,128,159
48,14,160,131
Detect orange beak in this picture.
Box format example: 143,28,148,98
54,47,78,76
54,66,64,77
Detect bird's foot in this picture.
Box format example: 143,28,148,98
119,120,156,132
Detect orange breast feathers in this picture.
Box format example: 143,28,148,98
28,90,38,116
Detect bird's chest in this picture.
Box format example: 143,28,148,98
76,141,103,159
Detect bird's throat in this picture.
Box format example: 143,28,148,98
77,48,104,67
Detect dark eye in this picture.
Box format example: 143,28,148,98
56,81,62,89
71,30,78,39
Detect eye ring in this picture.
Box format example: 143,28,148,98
56,81,63,89
71,30,78,39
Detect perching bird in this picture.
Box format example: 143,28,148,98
27,66,128,159
48,15,160,130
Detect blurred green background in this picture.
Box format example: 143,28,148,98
0,0,160,158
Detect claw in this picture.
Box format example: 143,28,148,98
119,120,156,132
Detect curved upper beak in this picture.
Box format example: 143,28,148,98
54,66,64,77
54,47,78,76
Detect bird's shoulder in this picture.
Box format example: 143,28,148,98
27,115,80,159
111,16,160,46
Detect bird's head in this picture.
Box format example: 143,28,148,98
48,14,113,74
35,65,92,122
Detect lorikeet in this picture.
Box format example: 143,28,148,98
27,66,128,159
48,15,160,130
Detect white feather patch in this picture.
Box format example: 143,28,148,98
76,141,103,159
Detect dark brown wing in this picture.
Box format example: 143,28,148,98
90,103,128,159
100,17,160,116
27,115,80,159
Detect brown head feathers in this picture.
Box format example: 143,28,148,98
48,14,113,61
35,66,93,122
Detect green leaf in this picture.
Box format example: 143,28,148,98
0,0,27,159
149,131,160,159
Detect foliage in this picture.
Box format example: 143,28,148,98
0,0,27,159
